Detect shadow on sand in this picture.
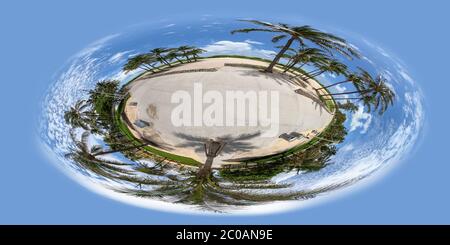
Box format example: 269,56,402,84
173,131,261,155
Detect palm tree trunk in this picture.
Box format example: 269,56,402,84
265,36,296,73
283,62,292,72
306,69,323,77
283,58,295,72
288,63,306,76
139,64,153,71
148,64,160,72
158,55,171,66
324,97,361,100
326,89,371,96
294,73,310,80
175,57,184,63
283,59,300,73
317,79,350,91
182,52,190,62
197,156,214,179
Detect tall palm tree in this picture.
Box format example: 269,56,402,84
187,48,205,61
305,59,348,78
91,141,153,157
196,140,226,179
357,71,395,114
123,54,158,73
291,52,332,79
231,20,360,73
64,100,96,130
165,48,185,64
117,168,305,209
66,131,179,188
149,48,171,66
316,72,362,92
66,131,132,178
337,101,358,112
322,69,395,114
87,80,121,102
282,47,326,73
111,128,351,208
177,45,196,62
86,80,122,127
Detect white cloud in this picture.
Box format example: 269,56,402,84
399,69,414,85
108,50,133,63
340,143,354,152
377,47,390,58
110,70,131,81
258,49,277,57
244,39,263,45
350,105,372,134
327,73,337,78
203,41,251,52
163,31,175,35
362,38,391,58
202,40,276,58
74,33,121,58
335,84,347,93
163,23,175,28
362,55,375,65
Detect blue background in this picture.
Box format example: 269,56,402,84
0,0,448,224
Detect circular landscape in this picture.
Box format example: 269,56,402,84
123,57,334,167
39,18,424,214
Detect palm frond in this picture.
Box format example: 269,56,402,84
230,28,277,34
271,34,287,43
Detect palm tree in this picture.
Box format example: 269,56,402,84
322,69,395,114
149,48,171,66
196,140,226,179
231,20,360,73
305,59,348,78
66,131,132,178
123,54,159,73
66,131,180,188
316,72,362,92
64,100,96,130
117,167,305,209
187,48,205,61
91,141,153,157
282,47,326,73
88,80,121,102
291,52,332,79
337,101,358,112
357,71,395,114
165,48,185,64
87,80,122,126
112,129,352,208
177,45,195,62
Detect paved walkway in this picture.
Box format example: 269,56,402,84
124,57,333,167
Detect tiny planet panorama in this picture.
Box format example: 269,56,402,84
39,18,424,214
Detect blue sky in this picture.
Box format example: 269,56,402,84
0,0,449,224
